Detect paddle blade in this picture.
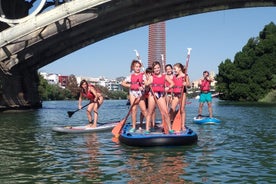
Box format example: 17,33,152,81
67,111,74,118
111,118,126,136
172,111,181,132
112,136,120,144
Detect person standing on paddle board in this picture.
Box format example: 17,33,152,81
78,80,103,128
144,61,175,134
121,60,148,133
165,64,175,117
197,71,214,119
139,67,156,129
170,63,191,131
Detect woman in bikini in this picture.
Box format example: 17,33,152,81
78,80,103,128
170,63,190,131
121,60,148,133
144,61,174,134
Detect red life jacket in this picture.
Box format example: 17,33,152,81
81,85,95,100
152,74,165,92
173,76,185,94
200,79,211,91
165,75,175,93
130,73,143,90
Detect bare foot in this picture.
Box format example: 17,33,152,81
86,123,93,128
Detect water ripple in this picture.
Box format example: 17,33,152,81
0,100,275,183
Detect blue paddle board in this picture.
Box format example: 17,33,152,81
193,117,221,125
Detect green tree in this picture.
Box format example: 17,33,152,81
66,74,79,99
38,74,74,100
216,22,276,102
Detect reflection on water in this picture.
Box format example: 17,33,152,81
77,134,103,182
0,99,275,183
125,149,188,183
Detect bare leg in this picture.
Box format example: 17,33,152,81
93,104,99,128
131,105,137,129
139,98,147,129
139,112,144,128
151,108,156,127
130,95,138,130
198,103,204,118
208,102,213,118
146,96,155,131
86,103,94,127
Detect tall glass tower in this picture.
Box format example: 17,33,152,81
148,21,166,73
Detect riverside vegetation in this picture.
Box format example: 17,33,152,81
216,22,276,103
38,74,128,101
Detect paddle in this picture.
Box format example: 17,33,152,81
172,48,192,132
161,54,165,74
134,49,145,72
67,102,92,118
112,98,138,137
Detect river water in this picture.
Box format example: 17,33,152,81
0,99,275,183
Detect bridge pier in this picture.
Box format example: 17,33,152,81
0,69,42,111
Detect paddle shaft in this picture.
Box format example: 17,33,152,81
122,98,138,124
180,48,191,107
134,49,145,72
172,48,191,131
67,101,92,117
112,98,138,136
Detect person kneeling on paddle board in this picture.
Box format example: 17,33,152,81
78,79,103,128
197,71,214,119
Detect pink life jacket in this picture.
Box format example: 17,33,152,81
165,75,175,93
152,74,165,92
81,85,95,100
200,79,211,91
130,73,143,90
173,76,185,94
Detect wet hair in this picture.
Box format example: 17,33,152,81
130,59,141,72
173,63,185,73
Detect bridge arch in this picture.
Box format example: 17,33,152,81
0,0,276,109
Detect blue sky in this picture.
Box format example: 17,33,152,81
39,7,276,81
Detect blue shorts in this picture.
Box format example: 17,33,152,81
199,92,212,103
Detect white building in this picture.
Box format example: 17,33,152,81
40,72,59,85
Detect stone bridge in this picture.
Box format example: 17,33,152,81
0,0,276,110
